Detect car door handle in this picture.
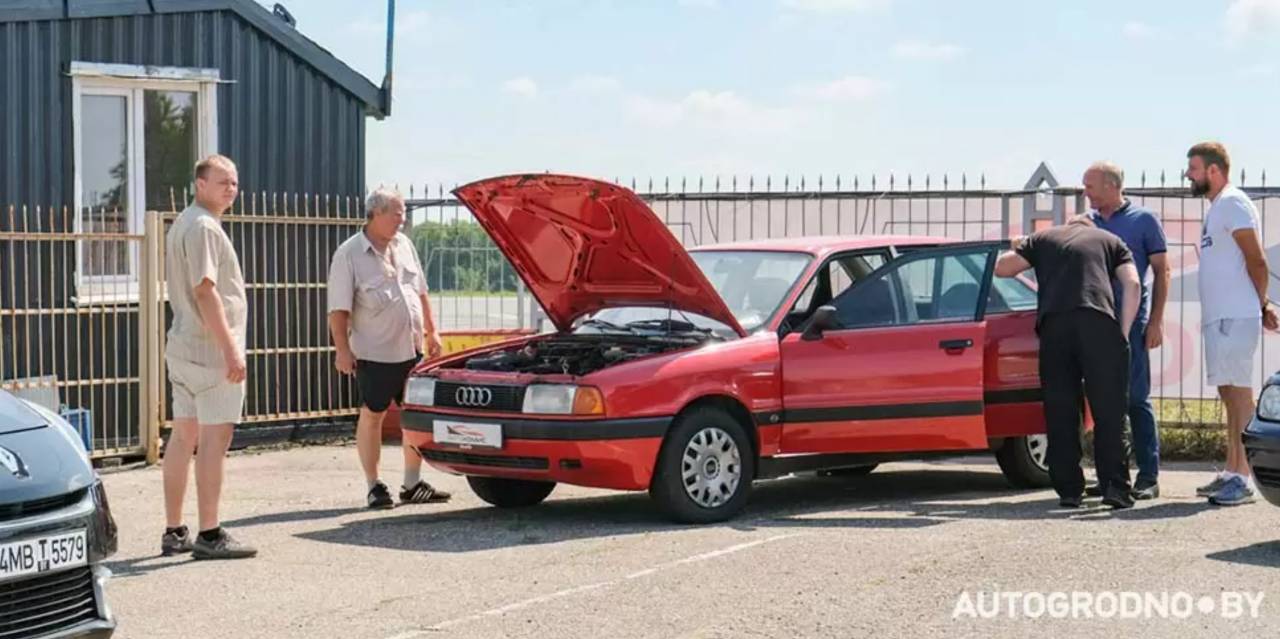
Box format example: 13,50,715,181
939,339,973,350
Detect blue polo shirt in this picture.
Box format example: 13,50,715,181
1091,200,1168,323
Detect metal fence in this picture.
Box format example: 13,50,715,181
402,165,1280,427
6,165,1279,462
0,203,158,459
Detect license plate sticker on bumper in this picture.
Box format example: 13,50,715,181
0,529,88,583
433,420,503,449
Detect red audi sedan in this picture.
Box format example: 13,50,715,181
401,174,1051,523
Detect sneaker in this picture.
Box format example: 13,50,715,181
160,526,193,556
367,481,394,509
400,480,452,504
1102,485,1135,510
192,529,257,560
1196,474,1229,497
1131,480,1160,500
1209,476,1256,506
1058,495,1083,509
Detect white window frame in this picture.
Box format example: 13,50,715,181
71,62,220,304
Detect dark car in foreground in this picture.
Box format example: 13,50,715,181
0,389,118,638
1245,372,1280,506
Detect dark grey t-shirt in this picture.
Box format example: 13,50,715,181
1015,224,1134,327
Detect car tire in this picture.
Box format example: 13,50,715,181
816,464,879,477
995,435,1052,488
466,476,556,508
650,407,755,524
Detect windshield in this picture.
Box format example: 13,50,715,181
582,250,812,336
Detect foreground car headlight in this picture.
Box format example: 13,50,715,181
404,377,436,406
522,384,605,416
1259,385,1280,421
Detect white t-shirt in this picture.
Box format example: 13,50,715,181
1199,184,1262,325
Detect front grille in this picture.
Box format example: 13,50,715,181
1254,467,1280,488
423,449,549,470
0,489,87,523
434,382,525,412
0,566,98,639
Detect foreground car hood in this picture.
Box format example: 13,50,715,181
0,390,47,435
453,174,746,336
0,397,95,503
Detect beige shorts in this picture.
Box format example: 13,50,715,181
166,354,245,425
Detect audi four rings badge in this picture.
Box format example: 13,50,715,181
455,386,493,407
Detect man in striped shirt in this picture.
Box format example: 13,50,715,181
160,154,257,560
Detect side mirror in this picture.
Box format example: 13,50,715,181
801,305,838,341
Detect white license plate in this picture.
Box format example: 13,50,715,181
0,529,88,583
433,420,503,449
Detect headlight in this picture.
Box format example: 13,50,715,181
1259,384,1280,421
522,384,605,416
404,377,436,406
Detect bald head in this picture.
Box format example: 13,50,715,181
1083,161,1125,215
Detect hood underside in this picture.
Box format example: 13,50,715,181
452,174,746,336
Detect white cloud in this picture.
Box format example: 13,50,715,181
1225,0,1280,38
626,90,800,134
502,77,539,98
780,0,888,13
569,75,623,94
891,40,965,61
797,75,887,101
1121,21,1158,39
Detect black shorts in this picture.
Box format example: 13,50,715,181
356,354,422,413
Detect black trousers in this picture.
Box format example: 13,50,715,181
1039,309,1131,498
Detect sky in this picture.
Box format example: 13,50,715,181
262,0,1280,190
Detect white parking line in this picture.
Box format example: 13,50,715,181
385,533,804,638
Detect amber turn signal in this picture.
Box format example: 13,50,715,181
572,387,606,416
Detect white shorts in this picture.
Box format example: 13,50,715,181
1204,317,1260,389
166,353,245,425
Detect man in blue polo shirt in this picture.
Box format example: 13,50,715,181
1084,161,1170,500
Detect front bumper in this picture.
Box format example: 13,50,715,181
1244,417,1280,507
401,410,671,491
0,484,118,638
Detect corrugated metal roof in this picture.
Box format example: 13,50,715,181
0,0,386,118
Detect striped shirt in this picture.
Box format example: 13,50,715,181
165,204,247,366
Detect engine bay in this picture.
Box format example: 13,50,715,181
452,334,707,376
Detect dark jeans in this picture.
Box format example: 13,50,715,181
1039,309,1132,498
1128,319,1160,484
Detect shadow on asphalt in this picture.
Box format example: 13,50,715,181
295,466,1216,554
1206,541,1280,568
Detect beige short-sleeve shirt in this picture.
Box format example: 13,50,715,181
327,230,429,363
165,204,248,366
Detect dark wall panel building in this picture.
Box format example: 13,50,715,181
0,8,371,208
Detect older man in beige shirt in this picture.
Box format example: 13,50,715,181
328,187,448,509
161,154,257,559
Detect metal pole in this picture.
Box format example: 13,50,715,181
141,210,161,464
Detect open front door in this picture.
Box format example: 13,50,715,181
778,243,1001,455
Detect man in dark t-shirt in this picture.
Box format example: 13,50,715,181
995,216,1142,509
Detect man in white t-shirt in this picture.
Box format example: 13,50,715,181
1187,141,1279,506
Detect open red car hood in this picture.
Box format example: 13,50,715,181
452,174,746,337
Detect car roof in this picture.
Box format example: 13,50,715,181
688,234,959,259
